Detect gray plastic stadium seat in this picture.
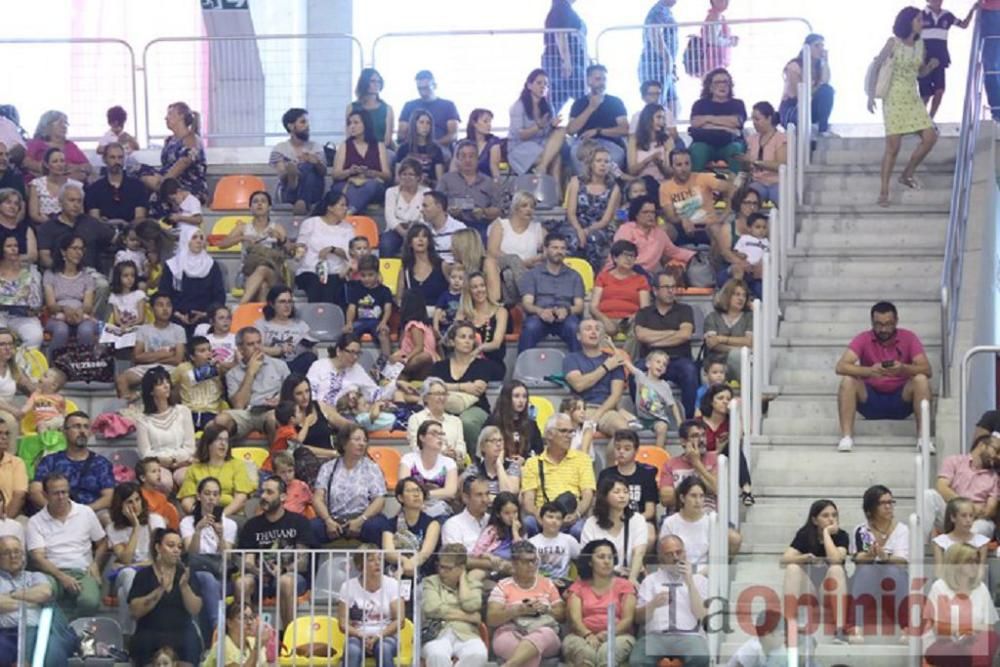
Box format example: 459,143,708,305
513,174,559,210
298,303,345,343
68,617,125,667
513,348,566,387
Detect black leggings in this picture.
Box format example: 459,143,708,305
295,272,346,308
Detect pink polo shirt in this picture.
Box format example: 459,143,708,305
938,454,1000,504
847,327,926,394
982,1,1000,10
607,221,695,273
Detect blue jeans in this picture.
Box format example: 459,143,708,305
523,514,586,540
45,318,99,356
379,228,405,258
518,314,581,353
984,10,1000,119
331,179,385,214
778,83,835,132
664,355,699,419
194,571,222,642
280,162,325,210
748,181,780,207
0,610,78,667
347,635,397,667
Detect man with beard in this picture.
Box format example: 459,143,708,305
270,108,326,215
566,63,629,173
28,412,115,515
83,142,148,222
835,301,932,453
236,477,315,629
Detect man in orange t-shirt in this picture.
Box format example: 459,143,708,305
658,148,733,246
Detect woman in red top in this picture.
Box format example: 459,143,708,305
563,538,637,667
23,110,92,183
590,240,650,337
700,383,753,505
331,109,391,214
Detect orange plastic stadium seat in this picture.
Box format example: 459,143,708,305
346,215,379,247
230,302,265,333
636,445,670,472
367,446,401,491
211,175,266,210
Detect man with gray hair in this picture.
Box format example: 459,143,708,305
564,317,636,437
0,535,78,666
36,183,114,314
215,326,290,442
519,412,596,538
630,534,710,667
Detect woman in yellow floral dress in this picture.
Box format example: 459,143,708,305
868,6,940,207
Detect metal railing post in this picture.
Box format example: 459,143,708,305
907,513,922,667
740,347,751,437
707,510,721,664
606,602,617,667
751,299,763,435
728,401,741,531
801,43,813,166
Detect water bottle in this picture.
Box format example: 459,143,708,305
316,260,328,285
188,363,219,384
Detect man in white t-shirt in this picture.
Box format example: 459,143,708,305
631,534,710,667
26,473,107,619
441,476,490,553
421,190,466,264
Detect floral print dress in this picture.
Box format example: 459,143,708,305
572,185,616,273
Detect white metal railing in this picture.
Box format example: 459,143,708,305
959,345,1000,453
751,299,764,436
740,347,751,438
605,602,617,666
706,505,722,664
219,547,418,667
907,512,923,667
941,16,985,398
727,400,741,532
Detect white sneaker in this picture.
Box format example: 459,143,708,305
920,440,937,455
837,436,854,452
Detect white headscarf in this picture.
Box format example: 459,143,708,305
166,224,213,289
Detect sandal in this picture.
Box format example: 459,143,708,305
898,175,922,190
741,491,756,506
877,193,890,208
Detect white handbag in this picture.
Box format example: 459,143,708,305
865,38,896,100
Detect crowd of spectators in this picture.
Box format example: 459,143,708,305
1,3,998,667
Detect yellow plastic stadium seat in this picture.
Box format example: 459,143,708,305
380,258,402,296
21,398,79,436
231,447,268,471
528,396,554,435
14,348,47,382
277,616,343,666
211,175,266,211
564,257,594,294
208,216,249,253
364,619,413,667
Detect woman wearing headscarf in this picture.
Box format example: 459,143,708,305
158,225,225,336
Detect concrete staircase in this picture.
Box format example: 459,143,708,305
722,135,957,665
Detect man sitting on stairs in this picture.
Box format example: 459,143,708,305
834,301,932,453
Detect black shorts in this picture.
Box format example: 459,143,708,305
919,66,946,98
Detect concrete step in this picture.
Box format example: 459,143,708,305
798,212,949,231
749,434,922,449
815,135,959,152
797,203,950,215
781,301,940,323
741,498,912,534
749,446,921,490
792,234,946,250
778,320,940,340
806,171,954,191
804,187,951,206
761,415,924,437
789,256,941,276
770,344,942,369
782,276,939,297
805,162,955,175
768,368,940,393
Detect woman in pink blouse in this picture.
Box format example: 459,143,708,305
563,538,637,667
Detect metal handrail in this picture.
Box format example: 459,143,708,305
959,345,1000,453
728,400,742,531
751,299,763,436
907,512,923,667
594,16,813,61
940,15,984,397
